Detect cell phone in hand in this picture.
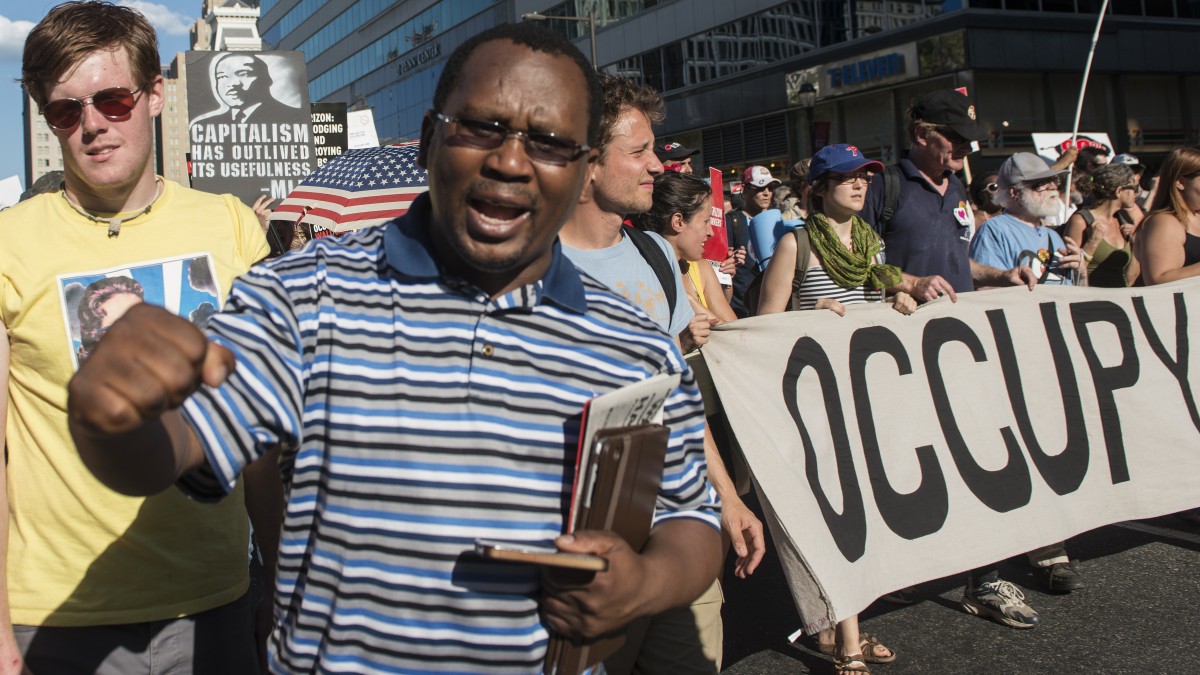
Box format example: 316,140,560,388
474,539,608,572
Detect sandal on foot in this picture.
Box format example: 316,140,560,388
816,633,896,664
834,654,871,674
858,632,896,664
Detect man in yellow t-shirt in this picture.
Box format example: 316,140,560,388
0,3,272,673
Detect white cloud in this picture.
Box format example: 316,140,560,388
119,1,191,36
0,16,35,62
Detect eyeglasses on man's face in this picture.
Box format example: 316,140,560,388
1028,178,1062,193
41,86,144,131
434,112,589,165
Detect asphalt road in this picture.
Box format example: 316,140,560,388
719,495,1200,674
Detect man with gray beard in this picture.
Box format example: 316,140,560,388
971,152,1086,287
966,154,1093,626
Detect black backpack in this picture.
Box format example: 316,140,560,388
877,164,904,232
624,226,677,317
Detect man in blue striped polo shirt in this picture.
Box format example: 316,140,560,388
66,23,722,674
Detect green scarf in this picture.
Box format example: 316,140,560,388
805,212,903,290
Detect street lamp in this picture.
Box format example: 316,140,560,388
521,10,597,68
798,82,817,155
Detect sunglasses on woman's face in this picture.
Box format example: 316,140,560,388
40,86,143,131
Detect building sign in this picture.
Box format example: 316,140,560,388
311,102,348,169
828,52,905,88
398,43,441,76
787,42,919,103
186,50,315,205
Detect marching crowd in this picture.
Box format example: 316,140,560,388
2,2,1199,675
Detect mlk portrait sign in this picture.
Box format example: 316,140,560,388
702,280,1200,635
186,51,315,204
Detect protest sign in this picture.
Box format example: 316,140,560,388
311,102,348,169
348,109,381,149
1031,132,1114,166
703,167,732,284
703,281,1200,635
186,51,314,204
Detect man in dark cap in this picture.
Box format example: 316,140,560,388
655,141,699,174
861,89,1036,300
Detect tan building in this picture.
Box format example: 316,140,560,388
23,94,65,193
159,61,191,185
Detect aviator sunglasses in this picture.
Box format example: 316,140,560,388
40,86,144,131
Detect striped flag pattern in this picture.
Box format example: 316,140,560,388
274,142,429,236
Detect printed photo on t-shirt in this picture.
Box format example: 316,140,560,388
56,253,220,370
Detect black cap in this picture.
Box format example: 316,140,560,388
655,142,699,162
911,90,988,142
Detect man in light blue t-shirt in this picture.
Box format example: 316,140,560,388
559,73,766,675
558,75,693,340
971,152,1086,287
968,152,1090,619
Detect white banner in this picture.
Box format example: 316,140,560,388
703,281,1200,635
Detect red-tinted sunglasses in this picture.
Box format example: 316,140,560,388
40,86,143,130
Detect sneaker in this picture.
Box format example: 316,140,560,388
1040,561,1084,592
961,579,1040,629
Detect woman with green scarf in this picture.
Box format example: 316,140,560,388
758,144,916,317
756,145,909,675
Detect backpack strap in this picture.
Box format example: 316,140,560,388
624,226,677,317
1078,208,1095,228
788,227,813,312
878,165,903,232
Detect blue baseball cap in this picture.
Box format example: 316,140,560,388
808,144,885,184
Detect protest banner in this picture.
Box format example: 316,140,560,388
186,51,314,204
702,280,1200,635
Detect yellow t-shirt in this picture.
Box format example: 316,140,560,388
0,179,269,626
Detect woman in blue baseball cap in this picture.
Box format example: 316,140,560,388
756,144,916,317
756,143,911,674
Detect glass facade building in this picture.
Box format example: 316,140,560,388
261,0,1200,180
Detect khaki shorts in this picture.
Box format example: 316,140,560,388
603,579,724,675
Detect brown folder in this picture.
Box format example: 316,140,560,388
544,424,669,675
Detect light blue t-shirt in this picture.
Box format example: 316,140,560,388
970,213,1075,285
563,230,694,337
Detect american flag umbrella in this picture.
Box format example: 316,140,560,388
273,142,429,236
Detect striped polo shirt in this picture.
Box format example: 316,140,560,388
179,193,720,674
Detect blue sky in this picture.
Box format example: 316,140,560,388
0,1,197,189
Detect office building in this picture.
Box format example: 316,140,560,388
262,0,1200,182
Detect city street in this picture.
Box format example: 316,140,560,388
721,495,1200,673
